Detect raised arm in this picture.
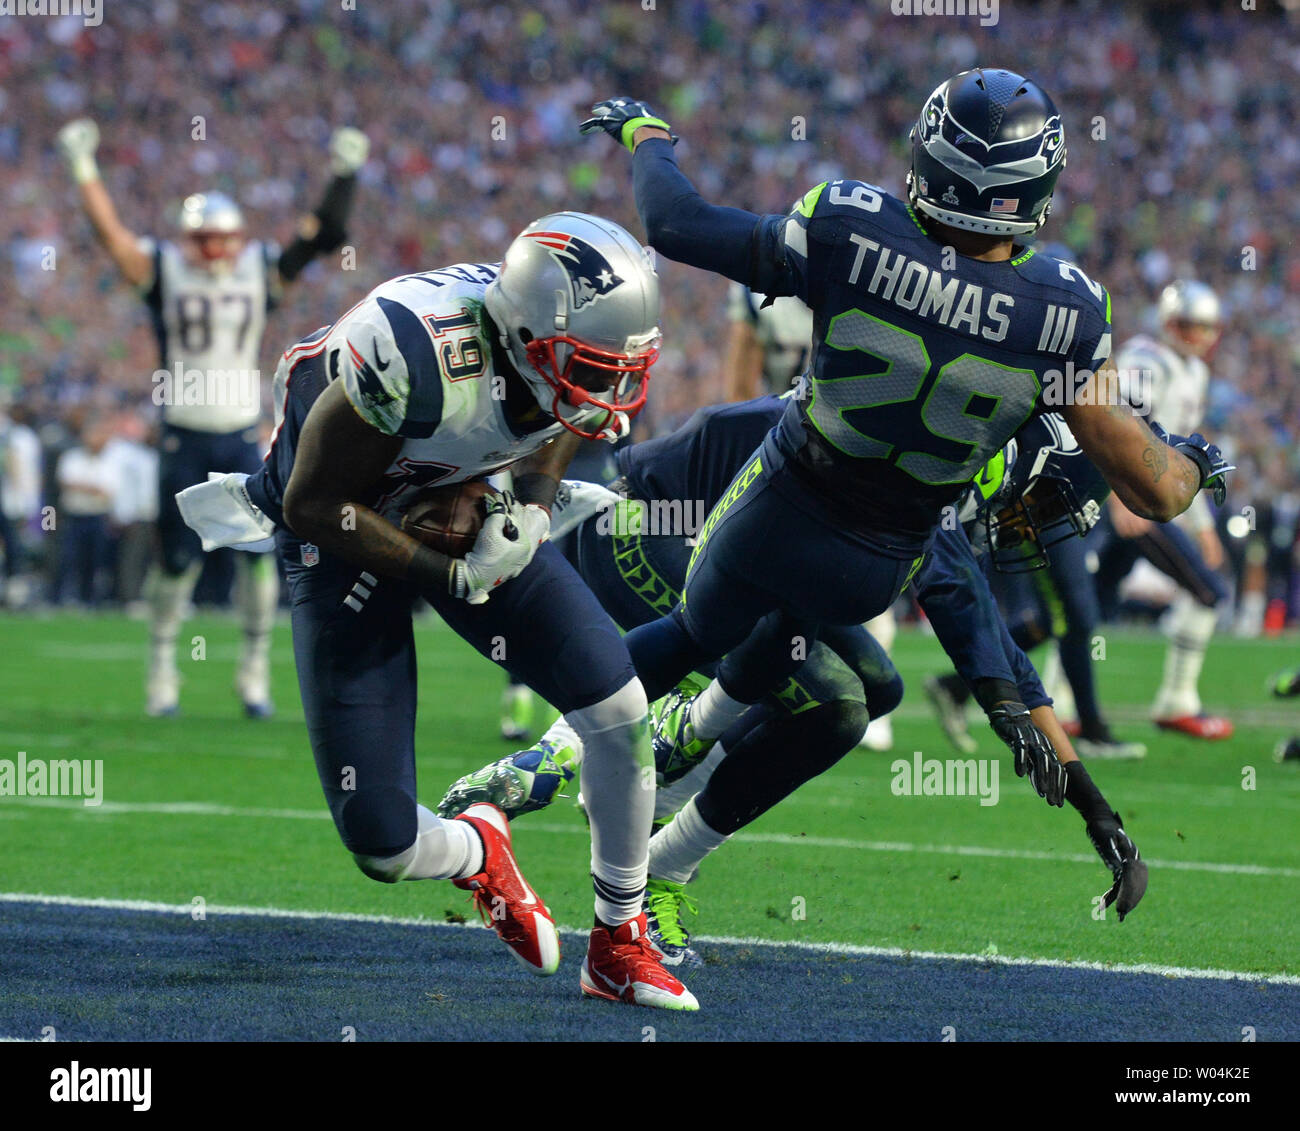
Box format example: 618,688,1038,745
275,128,369,290
579,99,766,285
56,120,152,288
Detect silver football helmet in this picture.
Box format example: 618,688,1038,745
1157,280,1222,359
179,191,245,234
484,211,661,440
179,191,246,273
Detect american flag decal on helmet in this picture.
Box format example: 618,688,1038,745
525,230,624,310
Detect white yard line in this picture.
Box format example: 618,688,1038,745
9,797,1299,879
1,890,1295,987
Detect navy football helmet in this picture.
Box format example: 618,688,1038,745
981,413,1110,572
907,68,1067,237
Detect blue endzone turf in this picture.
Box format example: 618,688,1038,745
2,904,1294,1042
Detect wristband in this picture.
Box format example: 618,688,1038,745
973,677,1020,713
1064,761,1112,823
407,543,454,595
69,151,100,185
1173,442,1212,488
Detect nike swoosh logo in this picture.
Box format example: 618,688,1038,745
371,337,391,371
498,847,536,906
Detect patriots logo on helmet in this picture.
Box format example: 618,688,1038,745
524,230,625,311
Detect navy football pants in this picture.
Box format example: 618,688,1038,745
282,536,636,858
158,423,268,574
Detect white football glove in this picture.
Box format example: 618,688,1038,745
57,119,101,184
451,495,551,604
329,127,370,176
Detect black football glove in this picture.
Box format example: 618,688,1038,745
579,97,677,151
1085,809,1148,921
1149,421,1235,506
988,700,1067,807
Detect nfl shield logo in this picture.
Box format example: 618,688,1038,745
301,543,320,567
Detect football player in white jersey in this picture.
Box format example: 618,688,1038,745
180,212,699,1009
722,285,814,401
1101,281,1233,738
56,118,369,718
723,284,897,750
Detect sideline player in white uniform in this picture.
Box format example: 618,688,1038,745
57,119,369,717
1103,281,1232,738
724,283,896,750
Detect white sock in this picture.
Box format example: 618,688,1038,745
865,607,896,653
692,679,750,741
355,804,483,882
648,797,729,884
1152,598,1217,718
542,714,585,769
1235,591,1265,638
653,741,727,820
1042,643,1075,722
147,563,200,673
572,683,653,927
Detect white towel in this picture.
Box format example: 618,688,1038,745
549,479,623,540
175,472,277,553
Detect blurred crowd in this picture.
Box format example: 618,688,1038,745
1,0,1298,621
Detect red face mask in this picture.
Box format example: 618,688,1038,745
524,334,658,440
1166,319,1222,362
189,232,245,265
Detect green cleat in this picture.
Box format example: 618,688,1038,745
643,877,702,968
1269,669,1300,699
438,739,575,820
499,683,535,741
651,690,715,785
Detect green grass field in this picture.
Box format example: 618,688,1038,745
1,610,1296,978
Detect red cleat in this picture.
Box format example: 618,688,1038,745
581,912,699,1010
1060,719,1082,738
1154,714,1234,740
453,803,560,975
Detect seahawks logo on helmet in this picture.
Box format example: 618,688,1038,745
524,230,625,311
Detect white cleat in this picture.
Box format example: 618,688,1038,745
236,653,274,719
146,665,180,718
858,714,893,752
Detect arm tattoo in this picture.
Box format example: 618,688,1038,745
1142,443,1168,483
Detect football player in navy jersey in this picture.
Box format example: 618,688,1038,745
57,119,370,718
180,212,699,1010
436,400,1147,964
579,72,1232,789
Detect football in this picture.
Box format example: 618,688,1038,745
400,480,498,558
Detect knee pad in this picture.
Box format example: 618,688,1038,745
352,842,417,883
566,678,648,739
336,785,417,867
824,699,871,756
864,671,904,722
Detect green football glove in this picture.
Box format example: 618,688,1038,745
579,97,676,152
